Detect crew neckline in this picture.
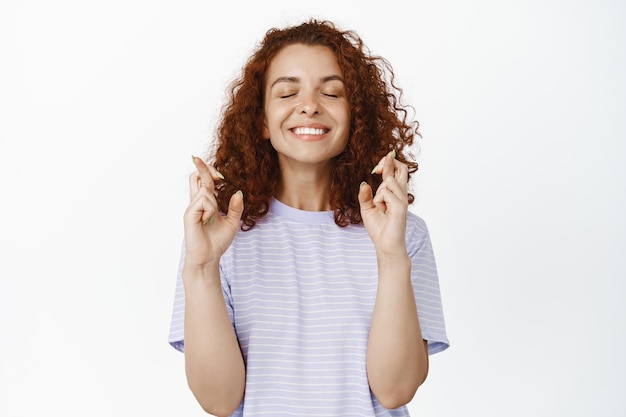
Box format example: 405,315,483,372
269,197,335,224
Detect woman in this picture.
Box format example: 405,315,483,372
169,19,449,417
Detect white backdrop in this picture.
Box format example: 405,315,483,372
1,0,625,416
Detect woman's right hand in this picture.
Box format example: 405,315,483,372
183,156,244,269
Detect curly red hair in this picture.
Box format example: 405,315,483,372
210,19,420,230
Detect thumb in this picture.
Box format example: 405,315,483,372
225,190,244,226
358,182,375,212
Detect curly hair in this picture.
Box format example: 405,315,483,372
210,19,420,230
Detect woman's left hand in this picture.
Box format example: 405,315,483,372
358,150,409,257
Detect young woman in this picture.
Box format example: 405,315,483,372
169,19,449,417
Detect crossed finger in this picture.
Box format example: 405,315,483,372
372,151,409,190
189,156,224,199
383,154,408,191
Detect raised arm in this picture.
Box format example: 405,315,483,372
182,156,246,416
358,150,429,409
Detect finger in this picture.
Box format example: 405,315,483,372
380,150,407,182
373,173,410,214
224,190,245,227
381,151,396,181
189,170,200,199
372,184,405,210
192,156,214,192
391,159,409,188
380,161,409,197
188,173,223,224
371,149,396,175
191,156,224,193
378,175,409,200
358,182,375,212
184,191,219,226
360,181,388,214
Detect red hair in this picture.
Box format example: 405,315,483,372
210,19,420,230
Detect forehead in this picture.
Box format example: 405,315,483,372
266,44,343,82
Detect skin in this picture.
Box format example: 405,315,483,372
182,44,428,415
182,158,245,417
262,44,351,211
360,152,429,409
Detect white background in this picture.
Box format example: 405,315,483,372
1,0,625,416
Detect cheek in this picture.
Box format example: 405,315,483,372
262,104,278,138
335,104,351,126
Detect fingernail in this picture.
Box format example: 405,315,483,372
191,155,197,163
370,164,379,174
202,215,215,225
391,149,397,159
360,181,367,188
216,170,225,180
235,190,243,197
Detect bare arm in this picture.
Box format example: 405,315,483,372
182,157,246,416
359,151,429,409
366,254,428,409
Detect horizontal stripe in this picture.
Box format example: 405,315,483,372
168,198,449,416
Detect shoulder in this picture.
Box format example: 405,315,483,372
405,210,434,254
407,210,427,227
406,210,430,236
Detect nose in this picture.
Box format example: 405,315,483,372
297,92,320,115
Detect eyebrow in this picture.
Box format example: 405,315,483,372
269,75,345,89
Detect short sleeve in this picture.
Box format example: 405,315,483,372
167,242,236,353
167,242,186,352
406,213,450,355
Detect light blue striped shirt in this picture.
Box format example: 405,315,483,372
169,198,449,416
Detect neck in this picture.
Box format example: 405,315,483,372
275,161,333,211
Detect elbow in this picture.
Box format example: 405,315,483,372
372,368,428,410
198,402,238,417
375,384,419,410
188,382,243,417
185,363,245,416
194,393,241,417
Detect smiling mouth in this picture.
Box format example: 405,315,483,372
291,127,329,136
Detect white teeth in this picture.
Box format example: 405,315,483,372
293,127,326,135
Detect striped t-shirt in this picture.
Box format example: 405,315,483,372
169,198,449,416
